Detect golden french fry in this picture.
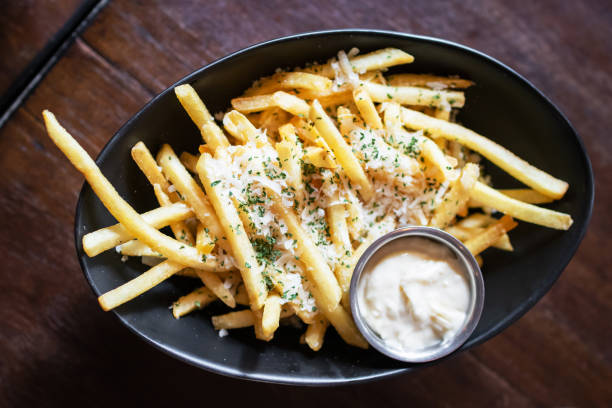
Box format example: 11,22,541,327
212,305,293,330
196,223,215,255
383,102,453,181
268,196,342,312
495,188,555,205
276,124,304,201
337,106,364,136
172,286,216,319
179,151,199,174
345,197,364,240
364,82,465,109
195,268,236,308
174,84,230,152
469,188,555,208
456,213,495,228
290,117,319,144
304,318,330,351
157,144,227,253
258,107,291,137
353,88,383,129
316,91,354,107
252,308,272,341
116,239,164,257
82,203,193,256
320,301,368,349
150,185,202,278
470,182,573,230
231,94,274,113
303,146,337,169
131,142,195,246
445,224,513,251
387,73,474,89
175,84,214,126
400,107,569,199
262,293,282,338
212,310,255,330
197,153,268,310
464,215,518,256
430,163,479,228
234,284,249,305
433,108,451,121
98,260,184,311
244,72,333,96
305,48,414,78
201,122,231,153
327,203,352,256
43,111,212,269
289,303,319,325
132,142,176,197
223,110,259,143
310,100,373,201
272,91,310,117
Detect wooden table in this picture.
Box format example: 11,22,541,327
1,1,610,406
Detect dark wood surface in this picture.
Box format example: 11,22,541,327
1,1,611,406
0,0,85,107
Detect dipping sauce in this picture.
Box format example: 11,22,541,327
357,237,470,352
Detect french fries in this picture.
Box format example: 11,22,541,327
173,286,216,319
262,294,282,338
303,318,330,351
353,88,383,129
310,100,373,201
231,91,311,118
469,188,555,207
179,151,199,174
223,110,259,143
470,182,573,230
197,153,268,310
400,107,569,199
303,146,336,169
364,82,465,109
464,215,518,256
387,73,474,89
82,203,194,256
98,260,185,311
43,111,214,270
383,102,453,181
304,47,414,78
244,72,333,96
272,91,310,117
175,84,230,151
131,142,196,257
277,124,304,196
430,163,479,228
268,196,342,312
45,46,574,352
157,144,227,253
212,310,255,330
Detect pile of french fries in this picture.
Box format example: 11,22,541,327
43,47,572,351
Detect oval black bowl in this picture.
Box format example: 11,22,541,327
75,30,593,385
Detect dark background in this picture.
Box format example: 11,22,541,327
0,1,610,406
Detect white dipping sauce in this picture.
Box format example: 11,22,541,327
358,237,470,351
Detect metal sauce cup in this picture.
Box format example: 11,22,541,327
349,226,485,363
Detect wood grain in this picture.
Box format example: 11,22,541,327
0,0,85,104
1,0,611,406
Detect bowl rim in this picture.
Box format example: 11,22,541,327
74,28,595,386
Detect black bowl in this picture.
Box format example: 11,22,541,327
75,30,593,385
